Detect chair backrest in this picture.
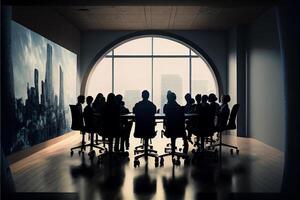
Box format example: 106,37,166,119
69,105,84,131
226,104,240,130
134,101,156,138
164,104,186,138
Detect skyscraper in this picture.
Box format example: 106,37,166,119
45,44,54,106
34,68,39,105
160,74,183,112
59,66,64,111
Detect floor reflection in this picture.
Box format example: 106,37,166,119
65,133,283,200
133,163,156,199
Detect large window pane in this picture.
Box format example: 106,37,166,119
87,58,112,98
153,37,189,55
153,58,189,112
114,58,151,111
191,57,218,97
114,37,152,55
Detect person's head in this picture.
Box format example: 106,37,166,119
195,94,202,104
86,96,94,105
116,94,123,105
77,95,85,104
107,93,115,104
94,93,103,103
184,93,192,103
222,95,231,104
167,92,176,103
208,93,218,103
142,90,150,100
202,95,208,103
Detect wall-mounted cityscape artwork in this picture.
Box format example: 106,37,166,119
9,21,77,154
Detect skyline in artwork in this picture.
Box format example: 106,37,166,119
10,21,77,153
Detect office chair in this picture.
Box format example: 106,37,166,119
133,122,158,168
84,112,107,159
211,104,240,155
190,105,218,163
159,107,190,167
70,105,87,156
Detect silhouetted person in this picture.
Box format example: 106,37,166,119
83,96,94,134
75,95,86,138
92,93,105,114
76,95,85,117
133,90,156,138
208,93,220,129
183,93,194,114
195,94,202,111
216,95,231,131
103,93,120,153
184,93,194,143
195,94,210,151
114,94,131,152
163,92,188,154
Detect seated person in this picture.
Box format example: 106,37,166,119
92,93,106,114
163,92,188,154
83,96,94,133
183,93,195,144
216,95,231,131
115,94,131,152
73,95,85,130
208,93,220,130
103,93,121,152
133,90,156,138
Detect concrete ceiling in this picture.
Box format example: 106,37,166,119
54,5,270,30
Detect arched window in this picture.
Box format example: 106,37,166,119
86,36,218,111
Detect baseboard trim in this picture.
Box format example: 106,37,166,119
7,131,76,164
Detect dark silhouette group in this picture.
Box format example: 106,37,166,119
71,89,234,164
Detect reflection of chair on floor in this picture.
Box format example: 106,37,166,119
70,105,88,156
133,163,156,197
162,165,188,200
98,162,126,200
211,104,240,156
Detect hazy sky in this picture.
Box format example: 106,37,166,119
11,21,77,107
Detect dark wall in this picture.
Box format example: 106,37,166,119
12,6,81,54
79,30,228,95
247,8,285,151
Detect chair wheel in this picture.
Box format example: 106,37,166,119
150,146,153,149
236,149,239,155
134,160,140,168
78,151,81,156
155,162,159,168
88,150,96,159
155,157,159,163
230,149,234,155
70,151,74,157
179,148,182,152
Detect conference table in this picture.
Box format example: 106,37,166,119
121,113,198,120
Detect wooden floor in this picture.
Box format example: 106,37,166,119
10,131,284,200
